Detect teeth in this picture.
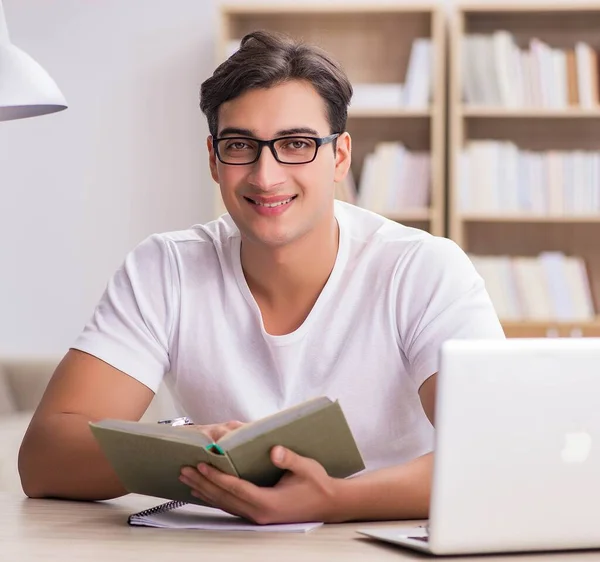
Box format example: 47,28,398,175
252,197,294,208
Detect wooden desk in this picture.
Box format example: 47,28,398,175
2,492,600,561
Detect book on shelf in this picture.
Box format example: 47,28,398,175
90,396,365,505
403,37,432,109
351,83,405,110
351,37,431,110
462,31,600,108
459,141,600,215
469,252,596,322
227,36,431,110
357,142,430,215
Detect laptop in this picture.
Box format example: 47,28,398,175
358,338,600,555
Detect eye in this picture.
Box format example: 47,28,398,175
283,140,310,150
226,141,251,151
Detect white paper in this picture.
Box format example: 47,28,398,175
129,502,323,533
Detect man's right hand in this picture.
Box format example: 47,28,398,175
180,420,245,442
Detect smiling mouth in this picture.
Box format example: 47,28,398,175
244,195,298,208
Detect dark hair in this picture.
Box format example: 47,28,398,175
200,30,353,137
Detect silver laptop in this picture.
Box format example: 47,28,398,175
358,338,600,555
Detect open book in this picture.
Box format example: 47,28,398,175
90,396,365,505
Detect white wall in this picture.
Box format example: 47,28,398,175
0,0,559,358
0,0,217,357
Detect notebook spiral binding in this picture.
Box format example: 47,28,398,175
128,500,188,524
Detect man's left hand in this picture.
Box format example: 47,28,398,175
179,446,344,524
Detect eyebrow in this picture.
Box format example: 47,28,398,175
217,126,320,138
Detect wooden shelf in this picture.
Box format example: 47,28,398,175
217,3,447,237
348,108,431,118
457,2,600,14
502,318,600,338
385,210,431,222
222,4,440,15
450,3,600,336
459,214,600,224
461,107,600,119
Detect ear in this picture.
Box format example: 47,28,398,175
333,132,352,183
207,136,219,183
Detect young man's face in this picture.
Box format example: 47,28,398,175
208,80,351,249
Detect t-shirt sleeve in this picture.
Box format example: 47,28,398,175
397,236,505,389
71,234,175,392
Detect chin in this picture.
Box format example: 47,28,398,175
246,228,296,248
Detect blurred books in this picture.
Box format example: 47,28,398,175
463,31,600,108
470,252,596,321
226,37,432,110
356,142,430,214
335,172,358,204
459,141,600,215
351,38,432,110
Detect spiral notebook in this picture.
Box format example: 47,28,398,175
128,501,323,532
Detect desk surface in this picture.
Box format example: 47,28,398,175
3,492,600,561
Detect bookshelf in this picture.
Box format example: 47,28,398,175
501,319,600,338
216,3,446,236
449,3,600,337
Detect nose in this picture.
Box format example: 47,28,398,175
246,145,287,191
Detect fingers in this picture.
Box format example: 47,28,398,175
178,425,222,441
177,420,245,441
203,426,227,441
207,420,244,441
270,446,325,479
180,464,266,523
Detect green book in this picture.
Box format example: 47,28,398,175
89,396,365,505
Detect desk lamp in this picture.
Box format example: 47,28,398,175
0,0,67,121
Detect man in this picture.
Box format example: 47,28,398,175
19,30,504,524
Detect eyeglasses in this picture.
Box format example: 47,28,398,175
213,133,340,165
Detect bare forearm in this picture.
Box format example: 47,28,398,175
18,413,127,501
332,453,433,522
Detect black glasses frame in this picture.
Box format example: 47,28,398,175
213,133,340,165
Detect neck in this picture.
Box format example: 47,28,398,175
240,214,340,307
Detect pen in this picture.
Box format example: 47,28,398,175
157,416,194,427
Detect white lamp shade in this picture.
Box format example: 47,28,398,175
0,42,67,121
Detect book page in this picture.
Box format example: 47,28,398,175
129,502,323,532
217,396,332,450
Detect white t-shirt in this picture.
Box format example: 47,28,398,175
73,201,504,472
